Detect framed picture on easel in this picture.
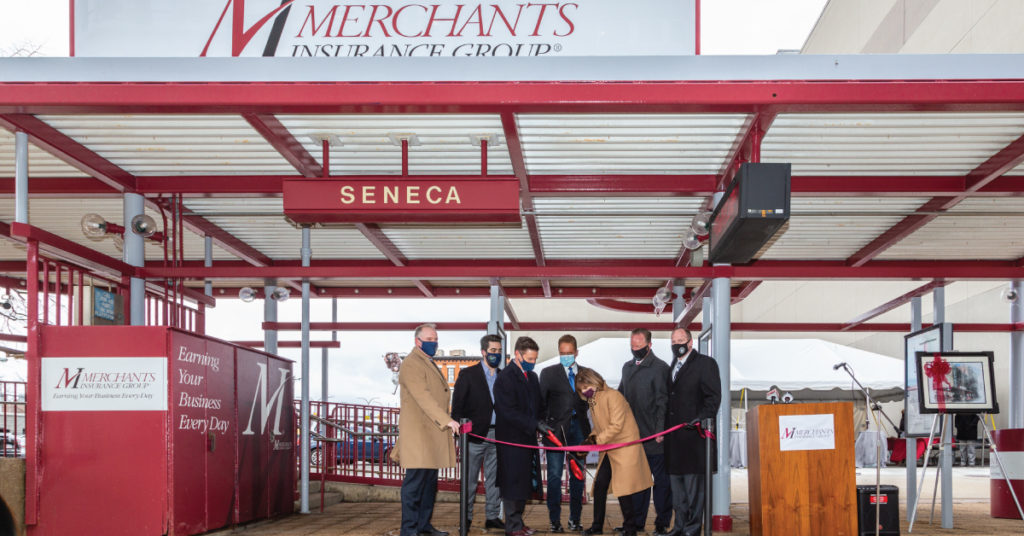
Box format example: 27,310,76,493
914,351,998,414
904,324,952,436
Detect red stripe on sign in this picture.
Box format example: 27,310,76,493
869,495,888,504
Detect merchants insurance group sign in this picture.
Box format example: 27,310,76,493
72,0,696,58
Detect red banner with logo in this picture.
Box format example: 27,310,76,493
283,178,521,223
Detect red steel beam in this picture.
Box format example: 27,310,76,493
842,280,950,331
675,280,712,326
501,112,550,298
848,133,1024,266
141,260,1024,281
354,223,434,297
0,113,136,192
8,174,1024,198
6,81,1024,115
211,286,673,299
242,113,323,178
262,321,1023,333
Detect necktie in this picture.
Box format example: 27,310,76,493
568,367,575,391
672,361,682,382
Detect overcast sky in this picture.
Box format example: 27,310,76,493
1,0,829,404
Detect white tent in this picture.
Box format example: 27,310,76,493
539,337,904,402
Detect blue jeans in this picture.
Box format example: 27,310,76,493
546,418,585,525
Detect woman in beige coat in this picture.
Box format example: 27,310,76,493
576,367,653,536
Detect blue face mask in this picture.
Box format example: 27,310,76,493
559,354,575,367
419,339,438,357
520,360,536,372
485,352,502,368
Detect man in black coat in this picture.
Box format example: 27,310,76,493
664,327,721,536
619,328,673,536
494,336,548,536
539,334,592,532
451,334,505,530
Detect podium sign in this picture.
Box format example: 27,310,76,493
747,402,857,536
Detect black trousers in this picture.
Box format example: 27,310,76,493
401,468,439,536
589,458,647,533
669,473,704,536
633,452,673,530
503,499,527,532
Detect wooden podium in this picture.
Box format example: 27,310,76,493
747,402,857,536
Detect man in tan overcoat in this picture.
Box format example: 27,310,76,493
393,324,459,536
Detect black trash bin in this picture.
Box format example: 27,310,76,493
855,485,900,536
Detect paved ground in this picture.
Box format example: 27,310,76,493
220,468,1024,536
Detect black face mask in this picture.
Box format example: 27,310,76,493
631,347,648,360
671,343,689,358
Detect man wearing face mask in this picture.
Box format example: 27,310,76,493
493,336,547,536
618,328,672,536
394,324,460,536
451,334,506,530
539,334,591,532
665,327,721,536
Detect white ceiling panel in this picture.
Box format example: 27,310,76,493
0,129,89,177
0,198,236,261
35,115,296,176
275,114,512,175
763,113,1024,176
517,114,750,175
379,223,535,259
878,215,1024,260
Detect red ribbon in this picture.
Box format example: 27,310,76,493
923,352,952,411
544,431,586,480
462,420,714,453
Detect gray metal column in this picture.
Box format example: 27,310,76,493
14,132,28,224
123,192,146,325
934,287,952,529
1011,280,1024,428
203,236,213,297
322,297,336,404
488,282,506,359
263,279,278,355
906,296,922,520
299,226,312,514
711,274,731,525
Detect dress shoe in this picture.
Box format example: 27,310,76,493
567,521,583,532
549,524,565,533
582,527,603,536
653,527,670,536
419,530,449,536
486,519,506,530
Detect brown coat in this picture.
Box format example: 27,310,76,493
590,389,652,497
391,347,456,469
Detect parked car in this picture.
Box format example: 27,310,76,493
310,425,394,466
1,433,21,457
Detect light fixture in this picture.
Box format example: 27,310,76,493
0,295,11,311
1001,285,1020,304
682,231,702,250
80,213,111,240
691,211,712,237
130,214,159,238
271,287,291,302
239,287,257,303
652,284,673,316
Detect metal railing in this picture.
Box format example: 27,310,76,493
296,400,585,502
0,381,26,458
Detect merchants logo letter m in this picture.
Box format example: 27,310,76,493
243,362,290,436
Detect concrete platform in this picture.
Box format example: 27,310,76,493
218,468,1024,536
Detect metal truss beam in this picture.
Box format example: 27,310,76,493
262,321,1024,333
141,260,1024,281
0,114,136,192
501,112,550,297
842,280,950,331
242,113,323,178
5,80,1024,115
